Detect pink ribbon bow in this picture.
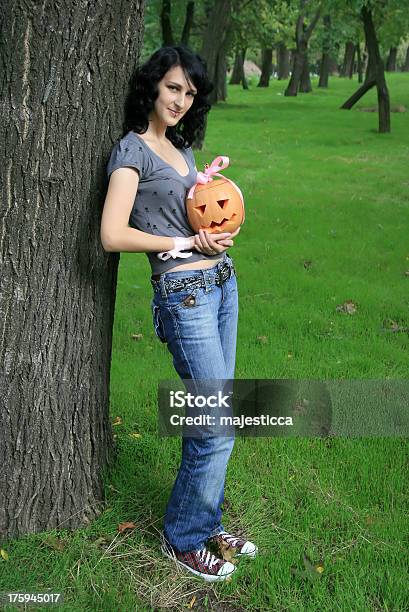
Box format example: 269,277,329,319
187,157,245,220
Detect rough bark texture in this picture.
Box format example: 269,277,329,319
0,0,145,539
258,47,273,87
181,1,195,46
161,0,174,46
385,47,397,72
277,42,290,80
341,6,390,133
284,1,321,96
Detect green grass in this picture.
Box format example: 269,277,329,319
1,74,409,611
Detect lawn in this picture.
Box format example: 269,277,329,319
1,73,408,611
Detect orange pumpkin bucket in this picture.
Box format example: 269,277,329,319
186,156,245,234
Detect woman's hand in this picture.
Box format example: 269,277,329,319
193,227,241,255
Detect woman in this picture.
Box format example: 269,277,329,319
101,45,257,582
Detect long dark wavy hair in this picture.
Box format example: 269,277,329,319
122,45,214,149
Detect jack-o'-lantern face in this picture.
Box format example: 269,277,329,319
186,178,244,234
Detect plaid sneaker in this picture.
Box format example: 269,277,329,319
161,539,236,582
208,531,258,559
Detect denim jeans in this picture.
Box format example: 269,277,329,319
151,252,238,552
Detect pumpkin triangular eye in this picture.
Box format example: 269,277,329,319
197,204,206,215
217,199,228,209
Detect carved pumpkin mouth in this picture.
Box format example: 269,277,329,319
202,213,237,231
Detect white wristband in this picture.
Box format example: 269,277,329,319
156,236,194,261
173,236,193,251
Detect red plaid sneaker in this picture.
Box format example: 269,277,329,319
161,539,236,582
208,531,258,558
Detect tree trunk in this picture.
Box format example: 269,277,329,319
0,0,145,539
258,47,273,87
357,42,363,82
181,1,195,46
193,0,232,149
402,46,409,72
284,2,321,96
319,52,330,87
215,26,234,99
230,47,244,84
386,46,397,72
161,0,174,46
277,42,290,80
199,0,231,105
299,54,312,92
241,48,249,90
341,6,390,133
328,54,338,75
318,14,331,88
340,41,355,78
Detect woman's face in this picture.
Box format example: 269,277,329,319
151,65,197,127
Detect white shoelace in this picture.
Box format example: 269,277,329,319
218,531,241,547
197,547,220,569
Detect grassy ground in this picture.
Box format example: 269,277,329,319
1,74,409,611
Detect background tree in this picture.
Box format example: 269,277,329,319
0,0,145,538
284,0,322,96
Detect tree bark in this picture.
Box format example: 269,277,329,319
215,25,234,99
257,47,273,87
318,14,331,88
340,41,355,78
181,1,195,46
357,42,363,82
284,1,321,96
161,0,174,46
277,42,290,80
199,0,231,105
193,0,232,149
341,6,390,133
230,47,244,84
402,46,409,72
386,46,397,72
299,54,312,92
0,0,145,539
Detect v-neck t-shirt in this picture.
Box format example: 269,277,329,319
106,130,222,275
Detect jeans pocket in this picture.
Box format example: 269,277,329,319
151,303,167,343
167,287,200,312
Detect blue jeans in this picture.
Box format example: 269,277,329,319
151,253,238,552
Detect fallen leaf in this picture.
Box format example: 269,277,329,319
118,521,137,533
129,432,142,438
112,416,122,426
257,335,268,344
187,595,196,608
303,260,312,269
336,300,357,314
131,333,143,340
0,548,9,561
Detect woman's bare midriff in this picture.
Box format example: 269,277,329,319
165,256,224,273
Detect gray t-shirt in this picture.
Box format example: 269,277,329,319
106,130,222,275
